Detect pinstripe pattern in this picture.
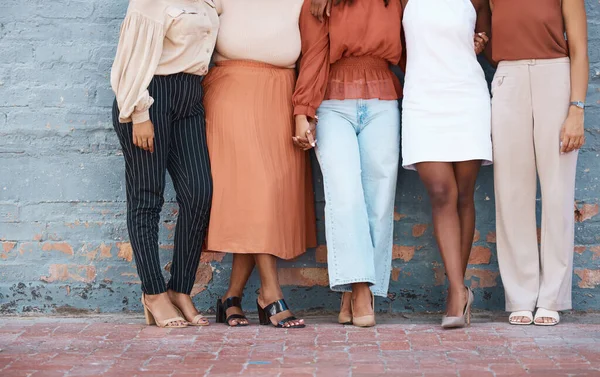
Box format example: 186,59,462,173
112,73,212,295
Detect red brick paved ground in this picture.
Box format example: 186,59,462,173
1,314,599,377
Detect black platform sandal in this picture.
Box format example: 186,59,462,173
216,297,249,327
257,299,306,328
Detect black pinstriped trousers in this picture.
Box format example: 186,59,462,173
112,73,212,295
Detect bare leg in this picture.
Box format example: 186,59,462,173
416,162,467,317
255,254,304,327
453,160,482,276
221,254,255,326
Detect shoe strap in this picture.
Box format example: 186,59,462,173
534,308,559,323
191,314,208,325
509,311,533,321
264,299,290,317
276,316,299,327
222,296,243,311
158,316,187,327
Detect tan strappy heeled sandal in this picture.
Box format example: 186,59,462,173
142,294,188,328
185,313,210,327
172,304,209,326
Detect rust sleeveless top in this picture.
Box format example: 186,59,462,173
492,0,568,62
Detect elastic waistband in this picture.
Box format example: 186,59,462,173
215,59,292,70
498,57,570,67
331,56,390,70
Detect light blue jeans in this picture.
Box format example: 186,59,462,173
315,99,400,297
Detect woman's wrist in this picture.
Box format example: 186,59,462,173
295,114,308,122
568,105,585,117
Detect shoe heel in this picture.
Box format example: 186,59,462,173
215,299,225,324
256,301,270,326
141,294,156,326
466,287,474,327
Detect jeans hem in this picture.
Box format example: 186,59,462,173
330,286,387,298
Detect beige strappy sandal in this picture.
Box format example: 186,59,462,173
186,313,210,327
142,294,188,328
171,301,209,326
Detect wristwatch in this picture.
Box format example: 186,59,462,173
570,101,585,109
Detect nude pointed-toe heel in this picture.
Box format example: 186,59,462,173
441,287,474,329
338,292,353,325
351,292,376,328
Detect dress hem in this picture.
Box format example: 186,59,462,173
402,157,493,171
206,244,313,261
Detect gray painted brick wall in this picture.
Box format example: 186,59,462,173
0,0,599,314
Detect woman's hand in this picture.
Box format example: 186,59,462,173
132,120,155,153
293,115,317,151
560,107,585,154
310,0,331,22
474,32,489,55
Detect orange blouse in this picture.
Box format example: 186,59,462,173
293,0,403,118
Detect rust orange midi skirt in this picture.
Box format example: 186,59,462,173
203,60,317,259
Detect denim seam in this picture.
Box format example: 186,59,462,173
332,278,376,286
316,140,339,286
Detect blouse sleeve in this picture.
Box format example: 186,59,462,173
292,0,330,118
110,3,166,124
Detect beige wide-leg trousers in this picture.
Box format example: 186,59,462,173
492,57,578,312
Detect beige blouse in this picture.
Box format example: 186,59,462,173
111,0,219,124
212,0,303,69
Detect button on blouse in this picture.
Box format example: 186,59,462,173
111,0,219,124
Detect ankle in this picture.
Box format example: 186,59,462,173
167,289,187,298
259,287,283,304
448,284,466,293
222,290,243,301
144,292,169,305
352,283,371,297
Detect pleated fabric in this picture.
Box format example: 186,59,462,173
203,60,317,259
